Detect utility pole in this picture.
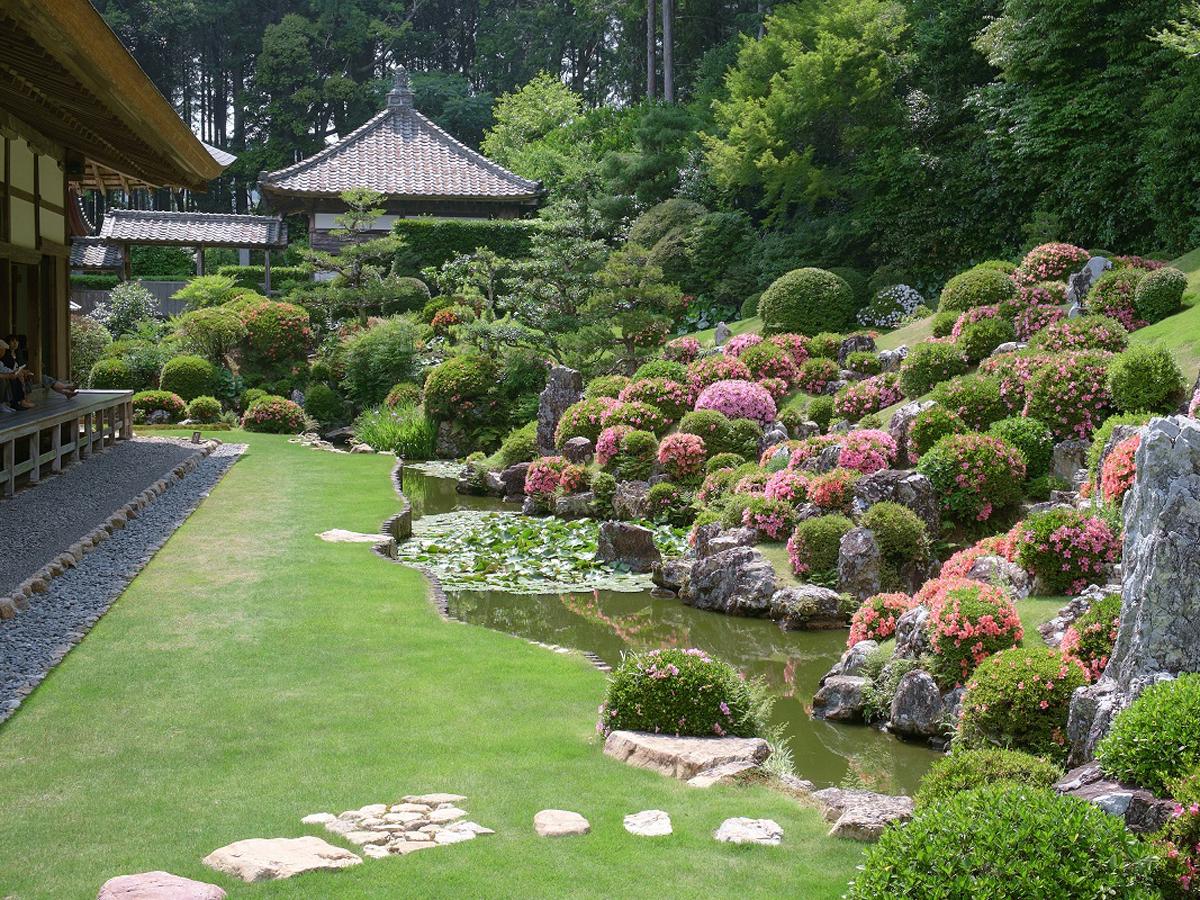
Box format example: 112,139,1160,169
662,0,675,102
646,0,656,100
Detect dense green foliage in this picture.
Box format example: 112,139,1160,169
1097,674,1200,796
392,220,537,274
758,268,856,336
158,355,215,402
1107,344,1186,414
917,748,1063,808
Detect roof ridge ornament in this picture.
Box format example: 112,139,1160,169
388,66,414,109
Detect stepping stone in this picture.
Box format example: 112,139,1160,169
402,793,466,805
300,813,336,826
97,871,226,900
603,730,770,780
686,760,761,788
355,804,389,817
433,829,475,845
324,819,359,835
201,836,361,882
362,844,392,859
391,841,437,855
534,810,590,837
623,810,672,837
426,806,468,824
317,529,388,543
389,803,431,814
713,818,783,846
383,811,425,825
447,821,495,836
342,830,389,846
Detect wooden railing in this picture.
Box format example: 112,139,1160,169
0,390,133,497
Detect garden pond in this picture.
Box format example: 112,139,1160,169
398,461,939,794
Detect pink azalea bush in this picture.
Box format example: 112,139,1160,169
601,399,672,435
686,354,753,393
847,592,917,646
1100,433,1140,504
788,433,842,470
1014,242,1090,286
525,456,586,497
741,496,799,540
917,433,1026,522
834,373,903,420
555,395,620,446
765,468,809,504
1015,280,1069,308
1030,316,1128,353
664,335,702,363
755,376,789,402
242,395,305,433
657,432,707,481
619,378,692,420
1016,508,1121,595
795,357,840,394
694,379,777,426
768,333,810,368
918,577,1024,686
1087,270,1147,331
979,349,1060,412
838,429,898,475
1014,303,1066,341
951,305,1001,340
596,425,633,469
1113,254,1166,272
1061,593,1121,683
807,467,861,512
1023,352,1113,440
724,333,763,356
938,528,1023,579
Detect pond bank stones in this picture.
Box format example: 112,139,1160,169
202,837,361,882
603,729,771,781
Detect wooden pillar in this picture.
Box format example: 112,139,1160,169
196,245,205,276
121,243,131,281
27,433,39,483
646,0,656,100
50,421,61,472
3,438,13,497
264,249,272,294
662,0,675,103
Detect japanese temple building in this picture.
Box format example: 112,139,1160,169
259,69,542,252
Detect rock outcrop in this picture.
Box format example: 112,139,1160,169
838,527,881,601
812,675,866,722
679,547,778,617
888,401,935,468
97,872,226,900
1055,762,1175,834
202,837,361,882
851,469,939,533
603,730,771,780
596,522,661,573
536,366,585,455
888,670,944,738
811,788,914,842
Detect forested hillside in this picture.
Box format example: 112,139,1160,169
92,0,1200,283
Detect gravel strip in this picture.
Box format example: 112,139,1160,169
0,444,245,723
0,439,201,596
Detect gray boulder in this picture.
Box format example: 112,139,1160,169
964,554,1031,600
536,366,584,455
596,522,661,574
851,469,940,534
498,462,530,499
820,639,878,685
770,585,849,629
812,676,866,722
801,444,843,475
1051,439,1089,482
714,322,732,346
679,547,778,617
1066,256,1112,307
838,527,881,601
811,788,914,842
562,436,595,465
1055,762,1174,834
893,605,931,660
612,480,651,520
554,492,594,520
691,523,757,559
877,346,907,373
887,401,935,469
759,422,789,459
651,558,694,593
838,333,877,368
888,670,944,738
991,341,1026,357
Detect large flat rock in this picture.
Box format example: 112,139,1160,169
97,871,226,900
603,730,770,780
811,788,914,842
201,836,361,882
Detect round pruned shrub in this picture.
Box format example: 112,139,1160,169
740,292,760,320
758,267,856,336
236,299,312,367
1014,303,1066,341
158,355,215,402
919,576,1023,687
1156,772,1200,899
303,382,342,428
1029,315,1128,353
795,358,839,395
1024,352,1113,440
633,358,687,382
907,404,967,461
740,495,799,540
738,341,797,383
834,373,903,421
918,433,1026,522
767,332,810,368
724,333,762,356
787,513,853,579
185,395,222,424
385,382,422,408
806,396,834,432
601,399,671,436
988,417,1054,480
807,332,842,360
1100,433,1140,504
930,374,1007,432
847,591,916,646
694,379,776,427
132,390,186,421
663,336,701,363
1087,412,1152,483
845,350,881,376
1016,507,1121,596
597,426,659,481
657,432,707,482
1088,268,1148,331
899,341,969,397
838,429,898,475
585,374,631,399
706,452,746,473
240,388,268,411
939,267,1020,314
858,284,923,329
959,647,1088,761
1107,343,1186,414
764,467,808,504
916,748,1064,808
931,309,959,339
958,317,1017,363
679,408,734,452
727,418,765,460
806,467,860,512
556,396,620,447
525,456,588,498
1096,674,1200,796
242,395,306,434
685,354,752,393
845,784,1158,900
89,357,134,390
495,421,538,468
861,501,929,586
618,378,691,421
590,470,618,517
339,316,418,407
1133,266,1187,325
1015,242,1091,286
1062,592,1121,682
422,355,499,423
597,647,767,739
644,482,697,527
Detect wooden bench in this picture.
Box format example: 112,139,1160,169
0,390,134,497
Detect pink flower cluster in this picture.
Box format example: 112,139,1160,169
1113,255,1166,272
741,499,797,540
694,379,777,426
1100,434,1140,504
657,432,707,480
838,429,898,475
1015,280,1068,307
733,471,769,496
596,425,633,469
979,350,1059,412
939,528,1022,579
920,577,1024,683
1061,619,1119,683
767,333,810,368
740,345,797,383
601,400,670,434
847,592,917,646
951,305,1000,340
1014,242,1090,286
765,468,809,504
795,358,839,394
1020,515,1121,595
686,354,752,393
724,333,763,356
1087,274,1146,332
1035,318,1128,353
1014,303,1066,341
788,434,842,470
1023,352,1113,440
834,373,903,420
526,456,586,497
807,467,860,511
664,336,701,363
757,377,790,401
619,378,692,419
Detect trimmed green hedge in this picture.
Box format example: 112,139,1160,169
70,274,120,291
392,219,538,273
215,265,312,291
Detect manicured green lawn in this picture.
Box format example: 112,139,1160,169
0,432,864,900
